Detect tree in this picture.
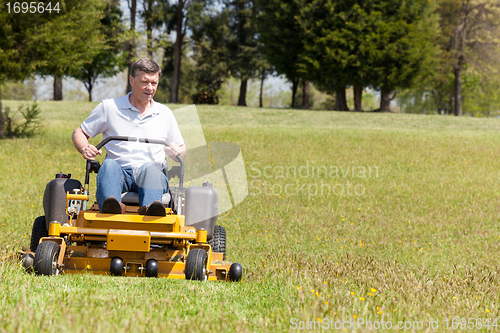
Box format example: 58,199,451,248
152,0,210,104
438,0,500,116
191,7,231,104
124,0,138,94
71,0,126,101
170,0,187,103
299,0,436,112
225,0,260,106
370,0,438,112
257,0,308,108
33,0,107,101
141,0,159,58
0,0,105,137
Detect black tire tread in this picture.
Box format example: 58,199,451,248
185,248,207,281
208,225,226,260
34,241,60,276
30,216,48,252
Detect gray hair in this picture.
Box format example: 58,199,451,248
130,58,162,78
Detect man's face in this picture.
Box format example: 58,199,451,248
130,71,159,104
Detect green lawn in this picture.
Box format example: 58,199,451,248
1,100,500,332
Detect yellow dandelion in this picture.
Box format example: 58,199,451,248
359,297,365,301
351,291,356,296
371,288,377,293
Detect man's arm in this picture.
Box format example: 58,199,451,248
72,127,102,160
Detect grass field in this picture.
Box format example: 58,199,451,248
1,100,500,332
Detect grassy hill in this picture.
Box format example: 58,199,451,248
1,100,500,331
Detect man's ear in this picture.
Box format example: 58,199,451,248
129,75,134,87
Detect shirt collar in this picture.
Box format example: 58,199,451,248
122,92,159,116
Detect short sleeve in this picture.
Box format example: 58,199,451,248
81,102,107,138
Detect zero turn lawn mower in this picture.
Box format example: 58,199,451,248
20,136,243,282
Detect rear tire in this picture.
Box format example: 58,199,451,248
34,241,60,276
208,225,226,260
185,248,208,281
30,216,48,252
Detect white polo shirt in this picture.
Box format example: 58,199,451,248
80,93,184,169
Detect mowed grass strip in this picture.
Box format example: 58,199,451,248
0,100,499,332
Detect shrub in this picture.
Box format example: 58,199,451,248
2,102,42,138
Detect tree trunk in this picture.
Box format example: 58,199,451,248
126,66,133,94
302,80,310,109
354,86,363,112
147,26,153,58
237,79,248,106
454,64,463,116
169,0,184,104
259,69,265,108
291,77,299,108
144,0,153,58
334,88,349,111
129,0,136,30
0,85,4,138
54,75,63,101
380,89,392,112
126,0,137,94
87,79,93,102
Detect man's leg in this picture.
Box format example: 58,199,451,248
135,162,169,208
96,159,131,213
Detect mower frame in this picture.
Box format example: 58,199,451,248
24,136,242,282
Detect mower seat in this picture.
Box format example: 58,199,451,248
121,192,171,205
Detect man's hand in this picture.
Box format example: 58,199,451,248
72,127,102,160
164,142,186,160
81,144,102,161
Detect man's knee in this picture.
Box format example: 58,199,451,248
136,163,167,191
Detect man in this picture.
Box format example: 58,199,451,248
72,58,186,216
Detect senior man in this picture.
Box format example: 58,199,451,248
72,58,186,216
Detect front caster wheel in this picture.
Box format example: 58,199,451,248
185,248,208,281
229,263,243,282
